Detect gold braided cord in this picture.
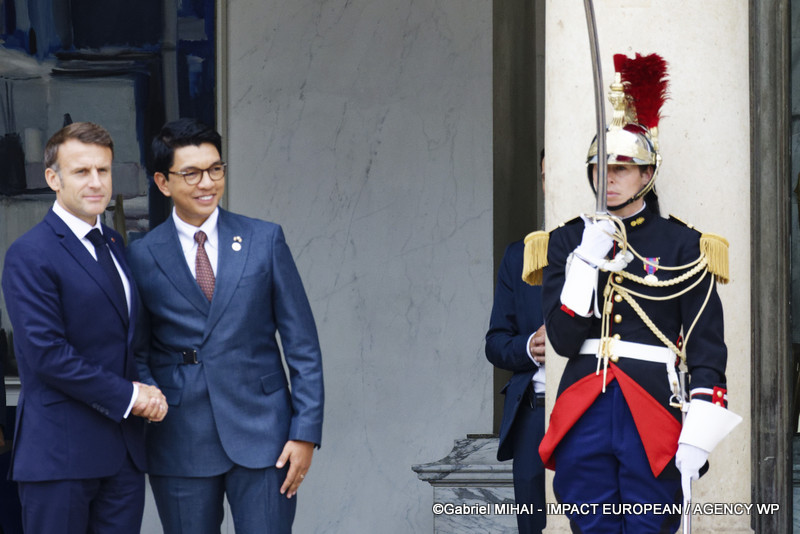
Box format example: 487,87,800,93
616,258,707,290
600,258,715,365
594,213,712,273
613,263,709,302
600,216,705,277
626,243,704,272
615,288,682,357
596,232,715,367
681,273,716,356
596,281,615,389
587,213,722,380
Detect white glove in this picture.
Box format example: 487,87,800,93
573,216,615,267
675,443,708,500
560,255,598,317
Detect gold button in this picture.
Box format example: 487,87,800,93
715,401,722,406
615,276,623,284
614,294,623,303
614,314,622,324
610,354,619,363
716,390,723,398
613,334,621,340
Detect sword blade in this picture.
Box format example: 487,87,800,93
683,494,692,534
680,369,691,534
583,0,607,215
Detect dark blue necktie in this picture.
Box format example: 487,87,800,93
85,228,126,308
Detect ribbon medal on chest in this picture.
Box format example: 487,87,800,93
644,257,660,284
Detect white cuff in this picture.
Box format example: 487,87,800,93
560,255,597,318
124,383,138,419
526,332,542,366
678,399,742,453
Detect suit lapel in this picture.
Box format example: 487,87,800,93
203,210,250,342
147,218,211,316
107,227,133,293
108,227,139,367
45,211,129,326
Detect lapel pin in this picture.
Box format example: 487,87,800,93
232,236,243,252
233,236,243,242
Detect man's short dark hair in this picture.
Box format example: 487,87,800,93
150,118,223,177
44,122,114,171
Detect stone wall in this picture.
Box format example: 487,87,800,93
224,1,493,531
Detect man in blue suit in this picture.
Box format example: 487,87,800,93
485,150,546,534
1,122,167,534
129,118,324,534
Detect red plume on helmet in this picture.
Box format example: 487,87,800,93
613,53,669,131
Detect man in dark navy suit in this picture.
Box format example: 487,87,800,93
1,122,167,534
485,150,546,534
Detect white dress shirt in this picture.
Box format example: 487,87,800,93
172,207,220,276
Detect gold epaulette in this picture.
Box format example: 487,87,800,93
669,215,729,284
522,230,549,286
700,233,730,284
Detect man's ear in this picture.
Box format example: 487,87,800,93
153,172,172,197
44,168,61,193
640,166,654,184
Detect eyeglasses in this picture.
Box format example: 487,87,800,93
168,163,227,186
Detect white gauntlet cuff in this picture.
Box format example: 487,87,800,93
678,399,742,453
560,255,597,318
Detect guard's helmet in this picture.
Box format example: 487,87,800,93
587,123,657,167
587,53,668,212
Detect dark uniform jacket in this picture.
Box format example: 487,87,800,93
538,206,727,479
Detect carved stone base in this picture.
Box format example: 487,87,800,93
413,436,518,533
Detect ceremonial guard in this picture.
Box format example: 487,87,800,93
523,53,741,532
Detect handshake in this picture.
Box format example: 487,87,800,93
132,382,169,422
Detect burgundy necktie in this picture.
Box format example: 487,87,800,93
194,231,215,301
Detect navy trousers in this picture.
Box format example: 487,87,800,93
150,464,296,534
17,453,144,534
510,393,546,534
553,380,681,533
